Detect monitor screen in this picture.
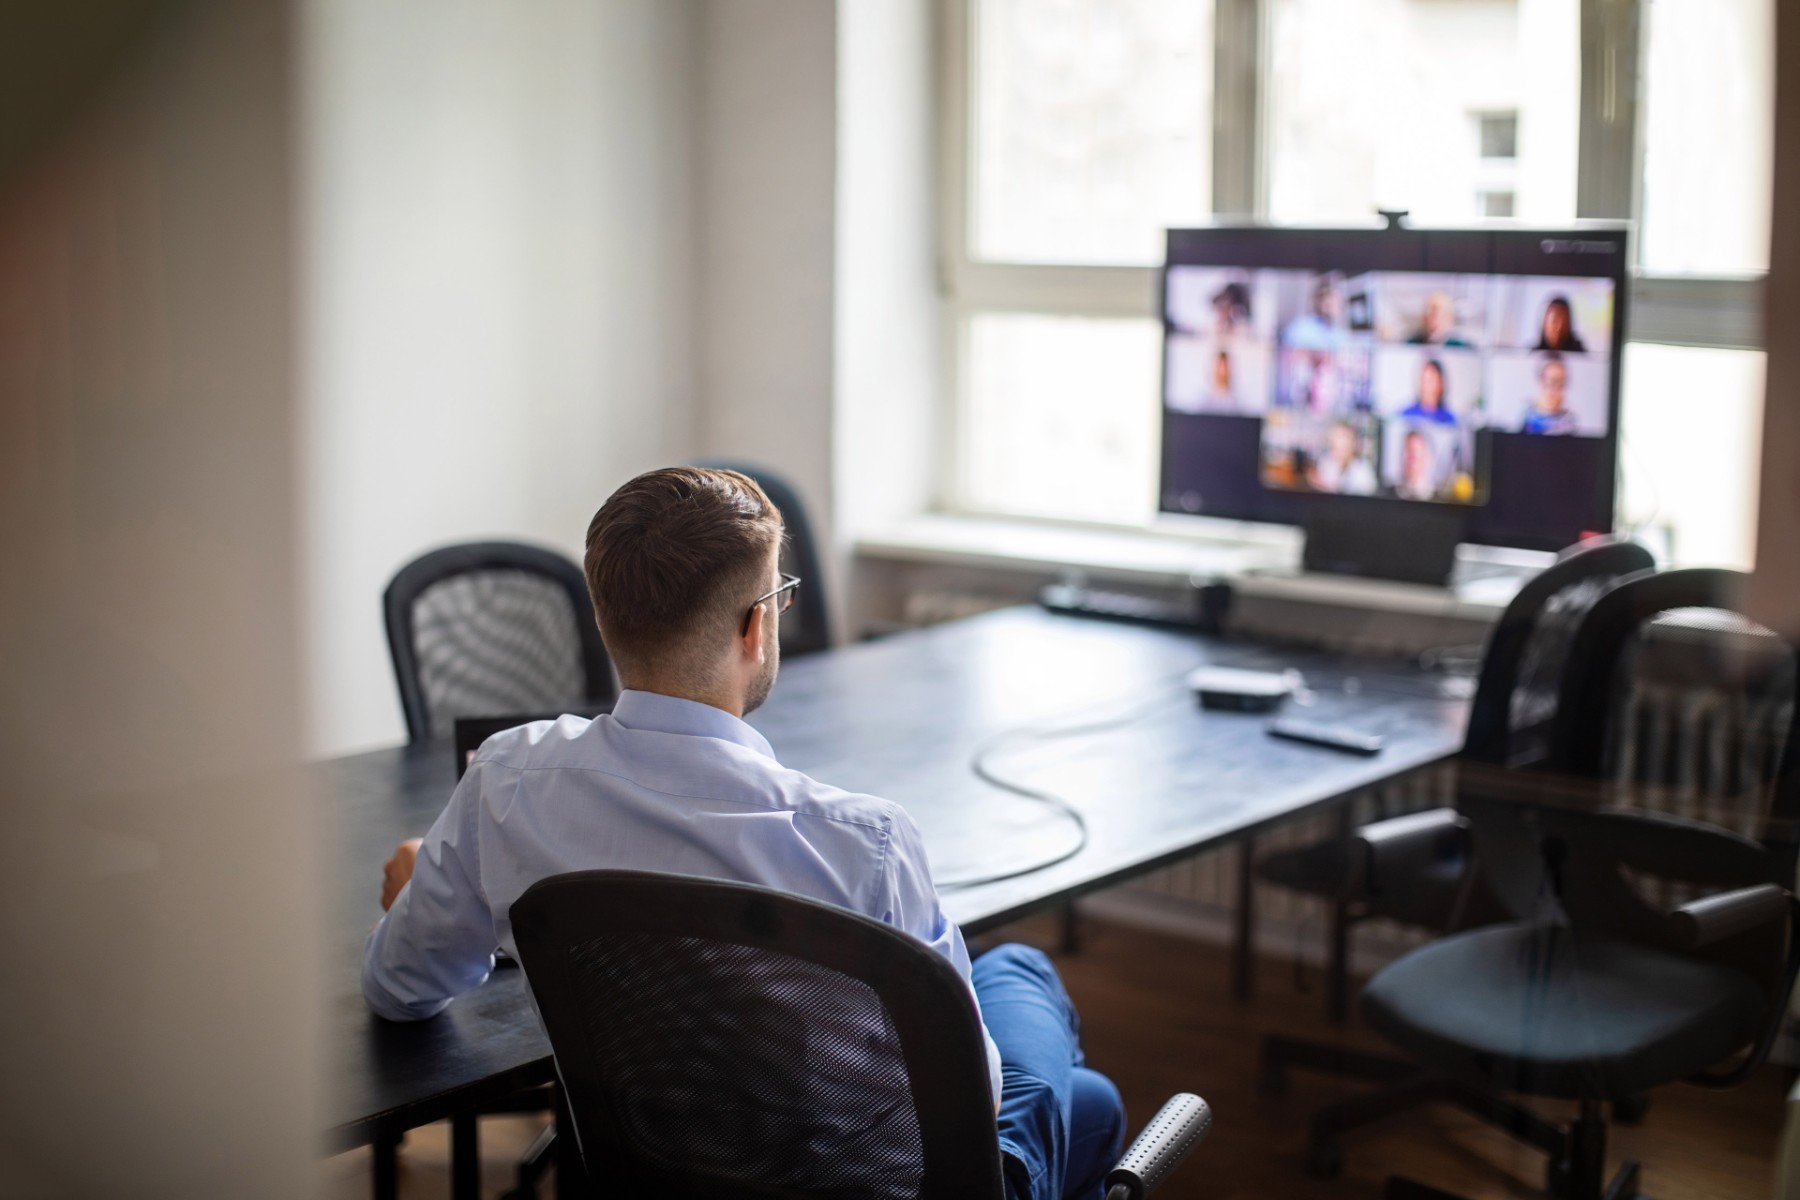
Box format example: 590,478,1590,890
1158,227,1627,552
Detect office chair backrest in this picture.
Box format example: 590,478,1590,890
510,871,1006,1200
696,460,832,656
1535,569,1800,1007
1461,538,1656,768
1550,567,1800,861
384,541,616,744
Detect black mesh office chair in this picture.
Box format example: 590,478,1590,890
384,540,617,744
1253,539,1657,1020
1268,568,1800,1200
378,543,618,1195
511,870,1212,1199
696,460,833,656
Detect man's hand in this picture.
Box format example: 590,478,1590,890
380,838,424,911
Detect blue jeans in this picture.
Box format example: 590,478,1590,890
973,944,1127,1200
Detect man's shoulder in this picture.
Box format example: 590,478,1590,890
468,714,596,769
470,713,907,833
749,759,907,836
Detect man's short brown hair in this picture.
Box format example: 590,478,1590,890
584,467,783,675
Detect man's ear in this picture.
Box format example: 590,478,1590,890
739,601,767,664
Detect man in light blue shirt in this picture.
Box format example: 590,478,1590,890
364,466,1125,1200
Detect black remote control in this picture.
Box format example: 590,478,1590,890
1266,717,1385,756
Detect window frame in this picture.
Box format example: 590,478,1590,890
934,0,1767,518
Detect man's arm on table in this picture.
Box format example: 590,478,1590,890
880,806,1005,1110
362,770,498,1021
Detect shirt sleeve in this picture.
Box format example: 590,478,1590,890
361,764,499,1021
878,805,1005,1105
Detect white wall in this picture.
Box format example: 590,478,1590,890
302,0,701,755
695,0,842,622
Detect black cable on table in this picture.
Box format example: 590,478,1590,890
938,677,1193,891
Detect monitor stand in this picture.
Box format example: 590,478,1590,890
1300,500,1463,588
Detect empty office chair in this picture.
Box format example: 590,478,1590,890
511,870,1212,1199
384,540,616,744
1250,538,1656,1019
1267,567,1800,1199
697,459,833,655
380,541,619,1194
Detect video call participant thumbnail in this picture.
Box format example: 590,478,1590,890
1521,352,1578,436
1409,291,1471,348
1165,335,1270,416
1484,346,1608,438
1283,274,1349,350
1212,280,1253,338
1276,347,1373,414
1309,419,1377,495
1399,358,1458,426
1261,413,1378,497
1490,276,1612,351
1534,295,1587,353
1380,420,1478,504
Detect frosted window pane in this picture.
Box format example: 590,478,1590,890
1266,0,1578,225
971,0,1212,265
962,314,1162,522
1639,0,1773,274
1618,343,1763,569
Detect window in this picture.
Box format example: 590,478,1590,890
1471,109,1520,221
1478,191,1516,218
960,314,1162,522
970,0,1213,265
1638,0,1773,275
1266,0,1568,224
1478,113,1519,162
1618,344,1765,568
941,0,1771,566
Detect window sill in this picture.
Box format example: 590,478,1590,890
854,511,1543,624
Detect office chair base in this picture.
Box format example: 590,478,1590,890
1385,1180,1468,1200
1263,1036,1562,1156
1604,1159,1640,1200
1263,1038,1655,1198
1384,1156,1639,1200
496,1123,557,1200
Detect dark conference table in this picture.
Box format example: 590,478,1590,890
324,606,1469,1158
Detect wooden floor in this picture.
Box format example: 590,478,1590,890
322,915,1788,1199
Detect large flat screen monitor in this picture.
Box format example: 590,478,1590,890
1158,226,1627,554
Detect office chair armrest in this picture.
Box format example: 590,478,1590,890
1102,1093,1211,1200
1690,891,1800,1088
1668,883,1792,949
1354,807,1468,898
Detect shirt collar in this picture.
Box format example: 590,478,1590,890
609,689,777,760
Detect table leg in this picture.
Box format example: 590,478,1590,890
554,1083,588,1199
451,1113,479,1200
1058,901,1081,954
1232,836,1256,1000
1327,805,1354,1024
371,1134,400,1200
1326,898,1351,1023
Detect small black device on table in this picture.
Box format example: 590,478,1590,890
1267,716,1386,756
